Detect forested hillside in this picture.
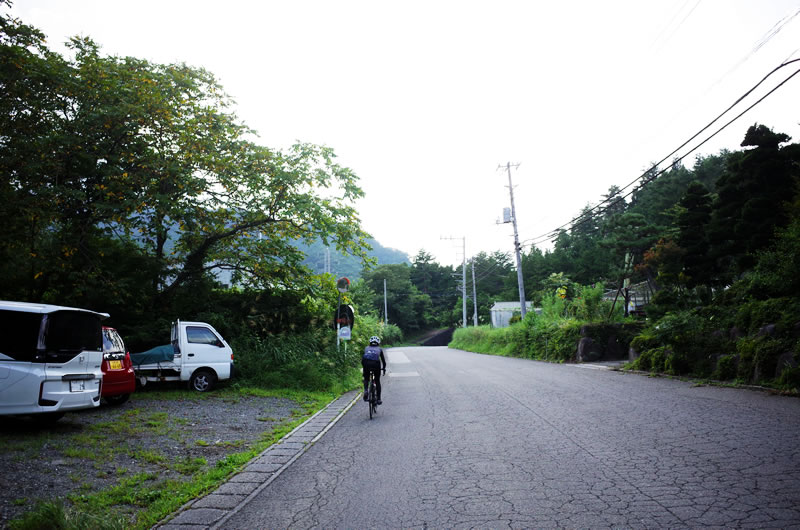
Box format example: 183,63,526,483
296,238,410,280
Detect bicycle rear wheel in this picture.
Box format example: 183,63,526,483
368,381,376,419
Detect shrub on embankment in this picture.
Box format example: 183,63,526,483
450,314,643,363
450,282,640,363
627,299,800,388
231,314,401,392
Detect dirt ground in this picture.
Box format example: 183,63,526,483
0,388,300,528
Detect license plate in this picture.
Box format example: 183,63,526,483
109,360,122,370
70,380,86,392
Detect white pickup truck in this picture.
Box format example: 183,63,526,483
131,320,234,392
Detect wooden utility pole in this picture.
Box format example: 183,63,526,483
501,162,527,319
471,259,478,326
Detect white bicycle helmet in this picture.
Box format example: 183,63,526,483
369,336,381,345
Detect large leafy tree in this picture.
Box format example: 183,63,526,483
0,11,371,316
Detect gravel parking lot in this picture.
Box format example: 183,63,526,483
0,388,302,528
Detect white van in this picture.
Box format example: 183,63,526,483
131,320,233,392
0,301,107,421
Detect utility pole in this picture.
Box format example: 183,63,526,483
471,258,478,326
500,162,527,319
441,236,467,327
461,237,467,328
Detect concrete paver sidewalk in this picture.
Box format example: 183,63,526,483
155,390,360,529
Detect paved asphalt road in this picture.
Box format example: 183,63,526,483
223,346,800,529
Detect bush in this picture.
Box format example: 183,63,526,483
715,354,737,381
735,336,792,384
450,326,518,356
379,323,403,346
572,283,623,322
735,297,800,335
630,332,660,356
641,309,733,377
633,347,669,373
777,365,800,390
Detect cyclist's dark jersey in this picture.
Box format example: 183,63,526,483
363,345,386,368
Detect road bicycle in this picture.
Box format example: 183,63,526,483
366,369,384,420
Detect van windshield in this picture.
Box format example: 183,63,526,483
44,311,102,362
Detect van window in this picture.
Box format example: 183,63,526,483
186,326,221,346
43,311,102,362
0,310,43,361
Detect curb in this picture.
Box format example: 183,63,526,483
155,390,361,529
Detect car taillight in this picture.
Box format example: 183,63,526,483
125,351,132,369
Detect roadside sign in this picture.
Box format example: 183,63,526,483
338,326,351,340
333,304,355,329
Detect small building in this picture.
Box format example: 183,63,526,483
603,280,653,316
490,301,538,328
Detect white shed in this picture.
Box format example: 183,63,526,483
490,301,537,328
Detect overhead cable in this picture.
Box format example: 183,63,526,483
520,58,800,249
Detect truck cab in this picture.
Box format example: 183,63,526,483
133,320,234,392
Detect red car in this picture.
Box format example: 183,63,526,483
101,326,136,405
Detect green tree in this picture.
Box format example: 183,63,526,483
0,13,371,313
677,181,713,288
692,151,729,192
708,124,799,284
362,264,433,334
410,250,457,327
601,212,661,285
628,160,695,230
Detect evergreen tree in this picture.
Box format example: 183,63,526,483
708,124,799,283
677,181,713,288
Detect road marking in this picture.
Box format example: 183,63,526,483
389,351,410,364
572,363,624,370
389,371,419,377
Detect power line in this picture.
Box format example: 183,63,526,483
520,58,800,249
709,5,800,91
651,0,703,53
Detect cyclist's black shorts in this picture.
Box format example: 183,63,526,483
362,359,381,373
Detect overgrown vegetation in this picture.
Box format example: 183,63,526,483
450,281,643,363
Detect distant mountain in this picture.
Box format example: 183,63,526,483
297,238,410,280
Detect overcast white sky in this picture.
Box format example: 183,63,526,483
9,0,800,267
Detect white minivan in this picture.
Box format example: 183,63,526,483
0,301,107,421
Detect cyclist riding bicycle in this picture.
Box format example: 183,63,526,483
362,336,386,405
